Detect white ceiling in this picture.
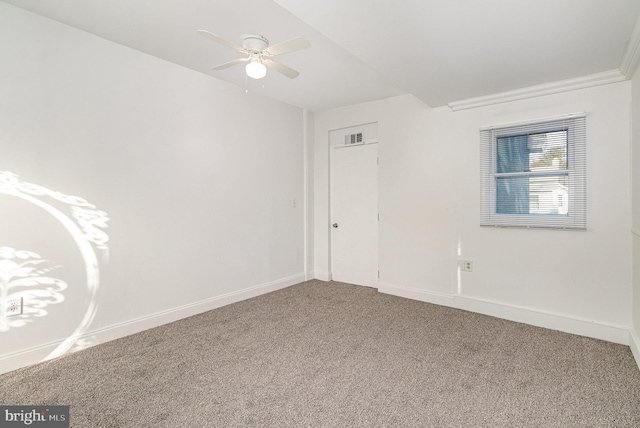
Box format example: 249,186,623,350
3,0,640,111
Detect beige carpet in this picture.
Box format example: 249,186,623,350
1,280,639,427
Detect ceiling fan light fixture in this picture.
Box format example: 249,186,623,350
198,30,308,80
245,60,267,79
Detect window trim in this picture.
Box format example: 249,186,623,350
480,113,586,230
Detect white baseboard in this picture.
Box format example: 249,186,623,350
378,282,455,307
630,330,640,372
0,273,305,375
5,276,634,375
378,281,630,346
312,271,332,282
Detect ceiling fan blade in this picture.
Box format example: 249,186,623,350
263,59,300,79
212,57,250,70
196,30,244,52
265,38,310,56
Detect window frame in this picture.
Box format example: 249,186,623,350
480,113,586,230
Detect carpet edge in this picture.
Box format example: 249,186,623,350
378,281,631,346
0,273,306,375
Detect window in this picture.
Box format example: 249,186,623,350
480,113,586,229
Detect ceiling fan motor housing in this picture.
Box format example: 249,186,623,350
242,34,269,52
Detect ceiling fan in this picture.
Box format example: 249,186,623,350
197,30,310,80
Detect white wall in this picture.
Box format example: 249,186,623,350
0,3,305,372
631,66,640,366
303,109,314,280
314,83,632,344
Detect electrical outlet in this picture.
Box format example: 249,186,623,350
458,259,473,272
5,298,23,317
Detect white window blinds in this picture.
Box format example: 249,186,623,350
480,113,586,230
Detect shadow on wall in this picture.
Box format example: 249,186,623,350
0,171,109,360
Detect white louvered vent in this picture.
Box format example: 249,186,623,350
344,132,363,146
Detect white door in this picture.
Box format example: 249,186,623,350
330,143,378,287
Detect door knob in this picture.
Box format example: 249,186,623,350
332,223,339,228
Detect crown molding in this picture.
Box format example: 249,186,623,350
448,70,626,111
620,14,640,78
